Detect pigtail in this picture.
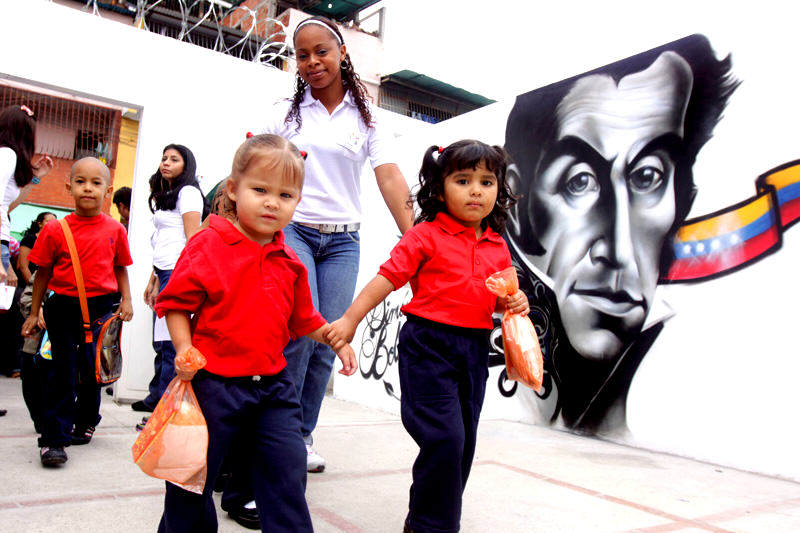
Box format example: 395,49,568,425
414,145,447,225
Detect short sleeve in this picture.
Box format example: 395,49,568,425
154,249,206,317
176,186,203,216
377,229,428,289
20,234,36,249
0,148,17,205
114,225,133,266
287,264,326,339
367,108,397,170
27,221,58,268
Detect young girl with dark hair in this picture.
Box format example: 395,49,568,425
255,15,414,475
134,144,203,414
327,140,528,533
0,105,53,287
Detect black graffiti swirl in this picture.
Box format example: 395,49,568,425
358,294,407,383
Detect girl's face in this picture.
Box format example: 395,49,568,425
40,214,56,229
226,152,302,246
160,148,185,182
441,161,498,232
294,24,346,92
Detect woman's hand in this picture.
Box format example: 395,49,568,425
143,272,160,309
32,155,54,179
5,267,17,287
21,314,39,337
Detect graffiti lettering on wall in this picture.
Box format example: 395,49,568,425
358,288,411,399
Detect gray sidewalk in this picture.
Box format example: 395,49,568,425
0,376,798,533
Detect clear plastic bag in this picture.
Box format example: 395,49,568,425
485,267,543,392
131,347,208,494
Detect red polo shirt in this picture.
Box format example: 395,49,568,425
155,215,325,377
378,212,512,330
29,213,132,297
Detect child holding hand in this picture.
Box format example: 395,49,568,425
154,134,357,533
327,140,528,533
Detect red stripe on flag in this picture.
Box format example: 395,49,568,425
779,197,800,227
664,227,779,281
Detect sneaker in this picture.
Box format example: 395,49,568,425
71,426,95,445
136,416,149,432
306,444,325,473
40,446,68,466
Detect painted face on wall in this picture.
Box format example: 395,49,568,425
526,52,693,361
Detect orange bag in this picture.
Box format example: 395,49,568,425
132,347,208,494
485,267,544,392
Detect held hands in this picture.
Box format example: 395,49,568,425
325,316,357,353
21,309,45,337
505,290,530,316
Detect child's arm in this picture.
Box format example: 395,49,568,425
165,310,196,380
21,266,51,336
495,290,530,316
113,265,134,321
306,325,358,376
326,274,395,351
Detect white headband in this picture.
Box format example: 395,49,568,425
294,19,343,46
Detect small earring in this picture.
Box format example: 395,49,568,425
340,59,349,69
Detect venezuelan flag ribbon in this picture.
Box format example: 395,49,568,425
662,159,800,283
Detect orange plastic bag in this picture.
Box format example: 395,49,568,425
132,347,208,494
485,267,544,392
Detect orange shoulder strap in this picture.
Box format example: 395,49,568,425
59,218,93,343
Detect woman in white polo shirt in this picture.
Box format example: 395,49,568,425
133,144,202,413
265,15,413,472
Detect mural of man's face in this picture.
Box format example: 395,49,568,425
528,52,693,361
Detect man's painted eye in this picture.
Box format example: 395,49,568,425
564,171,598,196
629,156,666,194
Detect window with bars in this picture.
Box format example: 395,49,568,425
0,85,121,168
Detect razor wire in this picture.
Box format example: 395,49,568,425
62,1,291,68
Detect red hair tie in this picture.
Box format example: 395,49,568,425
437,146,444,153
299,150,308,159
245,131,254,138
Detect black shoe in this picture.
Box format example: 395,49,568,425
0,409,6,417
131,400,154,412
71,426,95,445
226,505,260,530
40,446,68,466
213,471,231,493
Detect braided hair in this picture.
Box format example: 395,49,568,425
286,16,373,131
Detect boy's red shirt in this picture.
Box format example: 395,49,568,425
155,215,326,377
378,212,512,330
29,213,132,297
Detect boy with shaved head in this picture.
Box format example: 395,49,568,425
22,157,133,466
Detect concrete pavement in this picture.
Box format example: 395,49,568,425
1,375,798,532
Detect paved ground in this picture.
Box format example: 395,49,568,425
1,376,799,532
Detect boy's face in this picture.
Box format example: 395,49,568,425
226,158,301,245
67,159,112,216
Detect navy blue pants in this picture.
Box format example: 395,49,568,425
143,267,176,409
38,293,115,448
158,369,312,533
399,316,490,533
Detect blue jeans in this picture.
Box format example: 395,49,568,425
1,242,9,269
282,223,359,438
143,267,176,408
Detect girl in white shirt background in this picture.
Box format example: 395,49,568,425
133,144,203,414
0,105,53,287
